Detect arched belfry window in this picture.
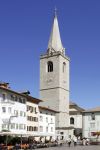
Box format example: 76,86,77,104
63,62,66,72
70,117,74,125
48,61,53,72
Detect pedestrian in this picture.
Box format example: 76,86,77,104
82,138,86,145
67,137,71,147
15,143,20,149
86,138,89,145
73,136,77,146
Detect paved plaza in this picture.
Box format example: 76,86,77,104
37,145,100,150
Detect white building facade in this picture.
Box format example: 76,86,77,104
0,83,56,139
0,83,27,135
39,106,56,141
83,107,100,139
26,96,42,136
69,101,84,138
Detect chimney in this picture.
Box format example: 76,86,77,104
20,90,30,95
0,82,10,89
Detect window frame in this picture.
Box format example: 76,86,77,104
70,117,74,125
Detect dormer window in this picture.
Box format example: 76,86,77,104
47,61,53,72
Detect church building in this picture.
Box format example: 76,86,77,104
39,11,70,140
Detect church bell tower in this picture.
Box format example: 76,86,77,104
40,11,70,137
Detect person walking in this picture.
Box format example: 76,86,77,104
73,136,77,146
86,138,89,145
82,138,86,145
67,137,71,147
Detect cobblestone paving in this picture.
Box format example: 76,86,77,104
37,144,100,150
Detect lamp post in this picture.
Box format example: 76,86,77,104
88,127,90,138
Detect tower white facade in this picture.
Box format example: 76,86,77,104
40,13,70,139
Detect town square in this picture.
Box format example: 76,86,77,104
37,145,100,150
0,0,100,149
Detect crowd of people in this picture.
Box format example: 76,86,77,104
67,136,90,147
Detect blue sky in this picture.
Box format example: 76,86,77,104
0,0,100,109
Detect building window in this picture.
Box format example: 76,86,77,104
40,126,43,132
27,106,34,113
29,126,31,131
30,106,33,113
63,62,66,72
70,117,74,125
27,126,28,131
16,124,18,129
19,97,23,103
11,123,15,129
2,107,6,113
20,111,23,116
46,117,48,123
15,96,18,102
33,126,38,131
14,110,18,116
19,124,23,130
27,126,33,131
27,116,33,121
91,113,95,120
33,117,38,122
51,127,53,132
40,116,43,122
22,99,26,104
24,112,26,117
47,61,53,72
35,107,37,114
27,105,29,111
90,123,95,128
51,118,53,123
8,107,12,113
2,124,7,130
11,95,15,101
46,126,48,132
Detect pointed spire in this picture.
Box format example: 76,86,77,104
47,9,65,55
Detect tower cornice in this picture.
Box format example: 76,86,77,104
40,52,70,61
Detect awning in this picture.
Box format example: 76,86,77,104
0,132,55,137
